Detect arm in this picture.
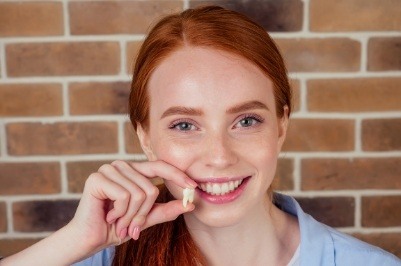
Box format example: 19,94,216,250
0,223,90,266
0,160,197,265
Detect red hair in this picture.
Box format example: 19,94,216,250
115,5,292,265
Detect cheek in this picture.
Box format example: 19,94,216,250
151,139,197,200
153,139,196,171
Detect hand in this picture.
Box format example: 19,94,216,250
68,160,198,254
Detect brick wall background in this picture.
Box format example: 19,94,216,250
0,0,400,258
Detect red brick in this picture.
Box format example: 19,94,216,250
0,2,63,37
69,1,183,35
126,41,143,74
69,82,130,115
290,79,300,112
368,37,401,71
125,122,144,154
296,197,355,227
0,162,61,195
275,38,360,72
0,83,62,117
362,196,401,227
272,158,294,191
310,0,401,31
0,202,6,232
283,119,355,151
0,238,42,257
362,119,401,151
302,158,401,190
6,122,118,155
352,233,401,258
13,200,79,232
307,78,401,112
190,0,303,31
67,160,110,193
6,42,120,77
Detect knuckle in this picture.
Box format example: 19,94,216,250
98,163,114,173
133,191,146,202
119,191,130,202
86,172,101,185
111,160,127,168
147,186,159,199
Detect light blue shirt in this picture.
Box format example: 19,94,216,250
73,194,401,265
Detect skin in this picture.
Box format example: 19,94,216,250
138,46,300,265
0,46,299,266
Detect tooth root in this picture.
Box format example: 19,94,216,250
183,188,189,208
188,188,194,203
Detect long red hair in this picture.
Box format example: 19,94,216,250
114,5,292,265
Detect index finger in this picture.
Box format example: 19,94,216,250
129,160,197,189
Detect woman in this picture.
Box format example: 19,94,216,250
1,6,399,266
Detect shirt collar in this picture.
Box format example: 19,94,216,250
274,193,335,266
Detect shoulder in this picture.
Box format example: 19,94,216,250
72,247,115,266
326,227,401,265
274,193,401,265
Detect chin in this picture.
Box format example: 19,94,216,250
185,203,250,228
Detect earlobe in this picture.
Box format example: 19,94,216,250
136,123,157,161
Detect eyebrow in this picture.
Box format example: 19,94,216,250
160,100,269,119
161,106,203,119
226,100,269,114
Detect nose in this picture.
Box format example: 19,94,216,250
202,131,238,169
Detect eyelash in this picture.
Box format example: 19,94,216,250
168,119,198,131
234,114,265,128
168,114,264,132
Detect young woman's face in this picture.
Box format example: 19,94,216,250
140,46,288,227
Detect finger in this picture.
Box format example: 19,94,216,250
97,164,146,236
84,173,130,224
130,160,198,189
110,161,159,237
141,200,195,231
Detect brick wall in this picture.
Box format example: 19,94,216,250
0,0,400,258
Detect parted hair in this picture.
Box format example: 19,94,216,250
114,5,292,265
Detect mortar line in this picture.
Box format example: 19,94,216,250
0,41,6,79
62,0,70,37
302,0,310,33
355,195,362,229
60,159,69,195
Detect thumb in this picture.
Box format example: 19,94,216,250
142,200,195,230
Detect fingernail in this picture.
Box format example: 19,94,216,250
119,227,127,239
187,179,198,189
132,226,141,240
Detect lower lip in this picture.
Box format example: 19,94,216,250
196,176,251,204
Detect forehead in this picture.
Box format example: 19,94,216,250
147,46,274,113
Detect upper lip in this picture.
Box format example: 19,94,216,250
192,176,250,184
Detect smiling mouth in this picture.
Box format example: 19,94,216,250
198,177,250,196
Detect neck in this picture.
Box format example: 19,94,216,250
184,197,300,266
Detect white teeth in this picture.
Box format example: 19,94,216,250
229,181,235,191
182,188,195,208
199,179,244,196
212,184,221,195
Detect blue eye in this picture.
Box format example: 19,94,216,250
235,115,263,128
170,121,197,131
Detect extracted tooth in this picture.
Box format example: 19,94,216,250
188,188,194,203
182,188,194,208
183,188,189,208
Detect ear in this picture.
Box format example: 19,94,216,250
136,123,157,161
277,106,289,153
